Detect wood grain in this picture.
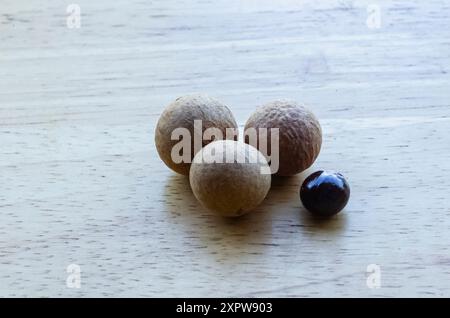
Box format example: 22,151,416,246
1,0,450,297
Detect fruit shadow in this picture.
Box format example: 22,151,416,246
163,169,347,262
163,174,274,261
298,208,348,235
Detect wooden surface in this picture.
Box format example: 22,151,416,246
1,0,450,297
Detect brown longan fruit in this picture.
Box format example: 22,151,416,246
189,140,271,217
244,100,322,176
155,94,238,175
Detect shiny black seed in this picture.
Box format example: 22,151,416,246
300,171,350,217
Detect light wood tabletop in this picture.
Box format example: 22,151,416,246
1,0,450,297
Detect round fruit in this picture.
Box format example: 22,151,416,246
300,171,350,217
189,140,271,217
244,100,322,176
155,94,238,175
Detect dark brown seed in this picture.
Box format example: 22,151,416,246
300,171,350,217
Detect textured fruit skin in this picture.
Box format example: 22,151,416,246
300,171,350,217
244,100,322,176
189,140,271,217
155,94,238,175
